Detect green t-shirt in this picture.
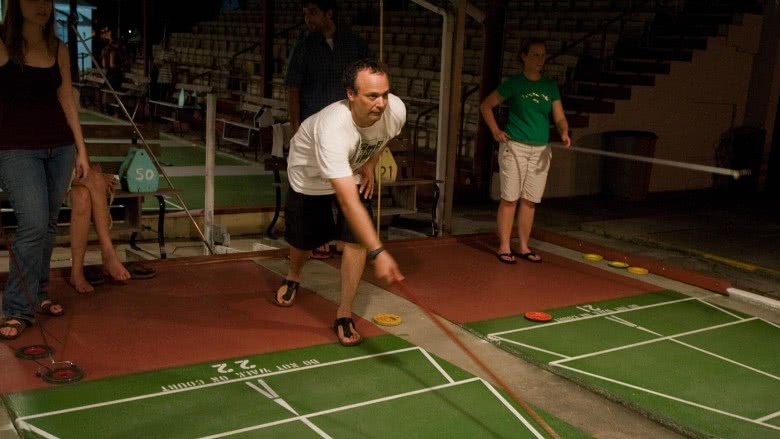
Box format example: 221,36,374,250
496,73,560,145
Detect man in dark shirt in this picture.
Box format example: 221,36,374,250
285,0,371,133
285,0,371,259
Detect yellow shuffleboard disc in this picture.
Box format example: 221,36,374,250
627,266,649,275
608,261,630,269
373,313,402,326
582,253,604,262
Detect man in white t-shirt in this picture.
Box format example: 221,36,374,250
275,59,405,346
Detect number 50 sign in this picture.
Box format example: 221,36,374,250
119,148,160,192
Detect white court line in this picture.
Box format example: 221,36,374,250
554,363,780,432
163,198,184,210
479,380,545,439
756,410,780,423
246,381,274,399
417,347,455,383
609,317,780,382
195,378,483,439
549,318,757,366
247,380,331,439
257,379,278,398
273,399,332,439
488,297,696,337
490,336,570,359
604,316,637,328
17,346,420,422
15,420,59,439
696,299,745,320
763,319,780,330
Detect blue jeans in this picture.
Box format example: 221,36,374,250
0,145,75,322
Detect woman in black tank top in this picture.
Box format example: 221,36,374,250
0,0,91,340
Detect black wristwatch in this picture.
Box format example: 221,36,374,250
367,246,385,261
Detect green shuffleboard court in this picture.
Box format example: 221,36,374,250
3,335,589,438
144,136,284,210
465,290,780,439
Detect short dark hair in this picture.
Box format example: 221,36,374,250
301,0,337,15
342,58,389,93
520,38,546,57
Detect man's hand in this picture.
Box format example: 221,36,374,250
356,162,375,199
373,251,404,284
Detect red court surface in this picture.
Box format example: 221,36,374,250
330,234,664,324
0,257,384,394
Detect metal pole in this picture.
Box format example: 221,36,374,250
69,0,79,79
442,0,466,234
204,94,217,254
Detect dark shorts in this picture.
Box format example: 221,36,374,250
284,186,374,250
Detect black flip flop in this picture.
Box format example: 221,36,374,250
84,266,106,286
496,252,517,264
127,264,157,279
333,317,362,347
513,251,543,263
273,279,299,307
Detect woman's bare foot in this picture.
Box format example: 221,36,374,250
69,273,95,294
103,252,131,281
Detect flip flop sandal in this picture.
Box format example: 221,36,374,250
333,317,362,347
513,251,543,263
273,280,299,307
84,266,106,286
0,318,29,340
37,300,65,317
496,252,517,264
127,264,156,280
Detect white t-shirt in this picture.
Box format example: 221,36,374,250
287,93,406,195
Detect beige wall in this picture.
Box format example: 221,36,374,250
544,14,765,198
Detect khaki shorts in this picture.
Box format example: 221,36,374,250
499,140,552,203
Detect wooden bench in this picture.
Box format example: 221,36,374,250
0,187,180,260
149,83,212,137
1,122,178,259
374,135,440,236
217,94,288,160
85,121,177,258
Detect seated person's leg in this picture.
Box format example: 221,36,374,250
89,166,131,281
72,165,131,283
69,185,95,293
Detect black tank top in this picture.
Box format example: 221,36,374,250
0,41,75,149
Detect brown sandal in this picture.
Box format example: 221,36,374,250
273,280,299,307
37,300,65,317
0,318,29,340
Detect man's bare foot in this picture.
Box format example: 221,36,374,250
69,274,95,294
103,253,131,281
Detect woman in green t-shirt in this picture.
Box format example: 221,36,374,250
480,38,571,264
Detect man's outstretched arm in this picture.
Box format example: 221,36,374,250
331,176,403,283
